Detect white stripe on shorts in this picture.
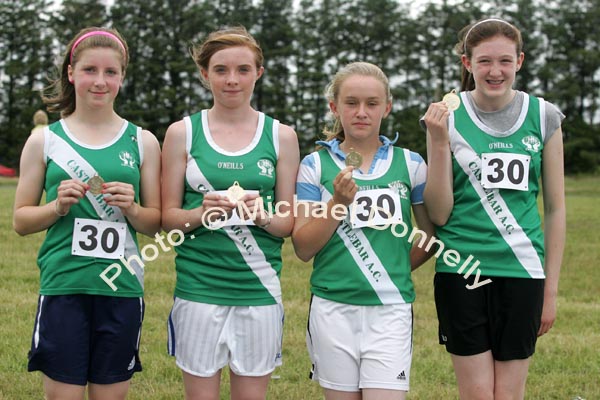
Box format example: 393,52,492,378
34,295,45,349
168,297,283,377
136,297,143,350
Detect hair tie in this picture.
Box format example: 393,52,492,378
70,31,126,64
463,18,513,54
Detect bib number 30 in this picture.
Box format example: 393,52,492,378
72,218,127,259
349,188,402,229
481,153,530,191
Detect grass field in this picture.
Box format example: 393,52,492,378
0,175,599,399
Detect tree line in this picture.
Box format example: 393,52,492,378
1,0,598,173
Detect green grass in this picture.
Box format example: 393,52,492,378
1,176,599,399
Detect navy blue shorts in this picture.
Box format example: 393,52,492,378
434,272,544,361
28,294,144,385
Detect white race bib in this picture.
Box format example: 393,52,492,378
72,218,127,259
349,188,402,229
481,152,530,191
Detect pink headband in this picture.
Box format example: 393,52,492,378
69,31,126,64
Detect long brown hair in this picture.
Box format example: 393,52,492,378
42,27,129,117
455,18,523,91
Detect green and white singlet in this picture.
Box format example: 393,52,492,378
311,147,417,305
174,110,283,306
435,92,546,278
38,119,144,296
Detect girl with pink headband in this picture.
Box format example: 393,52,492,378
69,30,127,64
14,26,161,400
422,18,565,399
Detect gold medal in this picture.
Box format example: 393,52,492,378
226,181,246,203
88,175,104,195
345,148,363,168
442,89,461,111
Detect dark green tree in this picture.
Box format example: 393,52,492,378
387,9,426,157
396,0,478,157
538,0,600,172
0,0,53,167
254,0,296,126
210,0,255,29
543,0,599,123
416,0,481,101
332,0,400,65
333,0,404,139
109,0,213,140
160,0,216,117
52,0,107,45
110,0,167,138
292,0,343,153
0,0,598,170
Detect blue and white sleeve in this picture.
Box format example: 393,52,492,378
296,153,322,202
408,151,427,205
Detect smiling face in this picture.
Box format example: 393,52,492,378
330,75,392,143
462,34,524,109
68,47,124,111
201,46,264,109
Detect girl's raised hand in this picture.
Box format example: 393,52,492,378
332,166,357,206
423,101,451,144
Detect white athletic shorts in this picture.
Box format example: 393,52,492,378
167,297,283,377
306,295,413,392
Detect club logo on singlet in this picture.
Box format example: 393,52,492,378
388,180,408,200
257,159,274,178
196,183,208,194
522,136,541,153
119,151,136,168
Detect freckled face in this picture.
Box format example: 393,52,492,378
201,46,263,108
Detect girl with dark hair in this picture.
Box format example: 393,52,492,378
423,18,566,399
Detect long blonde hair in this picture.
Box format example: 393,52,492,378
323,62,392,142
